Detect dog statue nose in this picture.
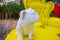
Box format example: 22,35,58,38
36,15,39,21
37,15,39,20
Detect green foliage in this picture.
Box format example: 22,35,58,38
0,2,25,18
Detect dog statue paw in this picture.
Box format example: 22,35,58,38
29,31,34,40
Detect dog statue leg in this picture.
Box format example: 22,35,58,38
17,33,23,40
29,26,34,40
16,19,23,40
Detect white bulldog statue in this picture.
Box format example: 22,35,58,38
16,8,39,40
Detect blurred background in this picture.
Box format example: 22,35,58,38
0,0,25,40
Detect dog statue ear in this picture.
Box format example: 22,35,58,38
20,10,26,19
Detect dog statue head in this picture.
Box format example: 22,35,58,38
20,8,39,24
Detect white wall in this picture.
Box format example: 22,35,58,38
4,0,15,2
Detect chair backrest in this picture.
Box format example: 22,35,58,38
24,0,54,16
24,0,54,25
24,0,40,9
